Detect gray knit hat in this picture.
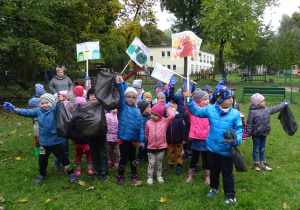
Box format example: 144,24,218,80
193,89,208,104
157,92,166,101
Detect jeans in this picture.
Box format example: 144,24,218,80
252,136,267,162
54,140,69,168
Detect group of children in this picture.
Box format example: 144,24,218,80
3,73,290,207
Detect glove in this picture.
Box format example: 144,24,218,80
169,76,178,86
222,128,237,145
285,100,290,106
3,102,16,112
157,81,163,89
222,138,236,146
164,102,171,108
85,75,90,80
183,79,194,91
139,142,145,149
163,89,169,96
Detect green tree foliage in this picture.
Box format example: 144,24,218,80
140,24,165,45
0,0,121,89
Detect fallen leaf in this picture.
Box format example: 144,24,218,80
97,195,103,199
27,133,32,136
73,185,79,189
0,206,4,210
288,177,294,180
11,131,16,134
282,203,290,209
0,149,7,152
19,135,23,137
61,186,70,190
8,157,13,159
1,159,7,162
18,199,28,203
15,128,19,131
277,166,281,168
159,197,167,203
2,137,6,139
0,141,4,144
45,199,51,203
0,197,5,202
241,189,246,192
77,180,86,186
132,180,142,186
3,167,15,170
86,186,94,191
15,157,21,160
17,123,21,125
24,179,28,182
53,195,60,199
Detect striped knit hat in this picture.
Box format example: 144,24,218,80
40,93,55,105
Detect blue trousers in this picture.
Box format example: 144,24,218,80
252,136,267,162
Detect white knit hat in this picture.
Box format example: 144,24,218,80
132,79,142,88
124,87,137,95
251,93,265,106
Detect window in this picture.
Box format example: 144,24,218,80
200,54,202,62
150,56,153,61
191,57,194,61
210,56,212,62
204,55,206,62
173,65,176,70
163,65,165,67
161,51,165,57
167,51,170,57
196,65,198,72
167,65,171,69
200,65,202,70
191,64,194,72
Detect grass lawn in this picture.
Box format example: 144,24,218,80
0,74,300,209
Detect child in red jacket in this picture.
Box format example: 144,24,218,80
144,102,175,185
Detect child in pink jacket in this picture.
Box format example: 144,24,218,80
184,89,211,183
144,102,175,185
106,109,120,168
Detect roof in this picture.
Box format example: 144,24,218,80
148,45,215,55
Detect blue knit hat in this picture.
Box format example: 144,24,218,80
35,83,44,90
40,93,55,105
28,98,40,109
36,88,46,98
211,78,233,104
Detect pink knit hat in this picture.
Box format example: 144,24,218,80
164,85,169,91
73,85,84,97
151,102,165,118
251,93,265,106
60,93,68,100
75,96,86,104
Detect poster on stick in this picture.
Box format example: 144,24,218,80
151,63,174,84
126,37,152,67
172,31,202,61
76,41,100,62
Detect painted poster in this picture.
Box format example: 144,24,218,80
172,31,202,61
76,41,100,62
126,37,152,67
151,63,173,84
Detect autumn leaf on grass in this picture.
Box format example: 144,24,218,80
28,133,32,136
288,177,294,180
86,186,94,191
0,141,4,145
73,185,79,190
53,195,60,199
15,157,21,160
282,203,290,209
1,149,7,152
77,180,86,186
159,197,167,203
0,206,4,210
19,199,28,203
24,178,28,182
45,199,51,203
61,186,70,190
132,180,142,186
0,197,5,202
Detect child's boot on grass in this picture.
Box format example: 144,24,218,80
253,162,261,171
260,161,272,171
108,160,113,167
34,147,39,157
75,164,81,176
205,170,210,184
185,168,195,183
113,161,119,169
117,175,124,186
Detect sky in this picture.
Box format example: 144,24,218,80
155,0,300,32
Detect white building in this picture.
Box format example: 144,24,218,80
146,45,215,75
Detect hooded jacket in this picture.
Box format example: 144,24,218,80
49,75,73,94
166,113,188,144
246,102,286,137
145,108,175,150
185,96,243,157
105,112,118,142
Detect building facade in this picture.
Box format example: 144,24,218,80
146,45,215,75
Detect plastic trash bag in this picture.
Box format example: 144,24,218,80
278,106,298,136
222,128,237,146
95,72,120,110
231,146,248,172
56,102,71,138
72,102,107,139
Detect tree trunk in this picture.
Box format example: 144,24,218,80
219,38,227,79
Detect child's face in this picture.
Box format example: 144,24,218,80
199,95,209,107
157,97,165,103
258,100,265,108
145,97,152,103
170,106,177,113
234,105,239,110
143,104,151,115
111,109,117,114
40,99,52,110
57,95,65,101
150,112,161,122
219,97,233,109
125,92,137,106
207,91,212,98
89,93,98,103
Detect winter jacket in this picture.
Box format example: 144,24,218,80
49,75,73,94
185,96,243,157
246,102,286,137
166,113,187,144
145,108,175,150
17,104,66,146
169,87,184,114
116,82,145,142
68,122,89,145
184,102,210,140
105,113,118,142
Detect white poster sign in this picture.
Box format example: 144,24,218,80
126,37,152,67
151,63,174,84
76,41,100,62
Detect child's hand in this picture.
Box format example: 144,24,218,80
163,89,169,96
169,76,178,86
140,142,145,149
119,75,124,82
285,100,290,106
183,90,191,98
157,81,163,89
242,137,249,141
183,79,194,91
115,74,119,83
3,102,16,112
85,75,90,80
164,102,171,108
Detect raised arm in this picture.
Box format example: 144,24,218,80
17,108,39,118
184,96,207,118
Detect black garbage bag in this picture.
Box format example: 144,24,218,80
278,106,298,136
95,72,120,110
56,102,71,138
231,146,248,172
222,128,237,145
72,102,107,139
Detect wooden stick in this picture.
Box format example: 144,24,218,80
120,60,131,74
187,57,190,102
170,70,197,84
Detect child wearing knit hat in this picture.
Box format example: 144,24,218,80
143,92,152,104
184,78,243,206
144,102,175,185
247,93,289,171
8,93,77,184
115,75,144,186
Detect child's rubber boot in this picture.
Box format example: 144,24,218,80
34,147,39,157
253,162,261,171
186,168,195,183
113,161,119,169
75,169,81,176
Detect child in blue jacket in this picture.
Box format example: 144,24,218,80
115,75,145,186
184,83,243,207
5,93,76,184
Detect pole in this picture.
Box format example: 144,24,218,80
290,80,293,101
120,60,131,75
187,56,190,102
85,59,89,90
165,68,197,84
